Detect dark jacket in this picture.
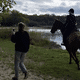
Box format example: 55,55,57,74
63,14,77,37
63,14,77,43
11,31,30,52
64,14,77,32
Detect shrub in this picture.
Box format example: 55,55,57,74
0,29,12,40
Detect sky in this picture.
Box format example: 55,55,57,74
12,0,80,16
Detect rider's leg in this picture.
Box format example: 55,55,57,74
61,34,66,45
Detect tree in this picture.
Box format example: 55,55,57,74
0,0,16,13
10,10,29,26
0,0,16,26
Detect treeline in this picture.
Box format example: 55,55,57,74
27,14,66,27
0,10,80,28
0,10,29,26
27,14,80,28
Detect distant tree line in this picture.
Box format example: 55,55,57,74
1,10,80,28
0,10,29,26
27,14,80,28
27,14,66,27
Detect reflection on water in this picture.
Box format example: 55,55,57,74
29,28,51,33
28,27,66,50
28,27,80,52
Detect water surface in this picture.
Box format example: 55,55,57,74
28,27,80,52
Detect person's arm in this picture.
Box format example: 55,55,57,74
11,29,16,43
27,32,30,45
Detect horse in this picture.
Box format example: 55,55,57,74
51,19,80,70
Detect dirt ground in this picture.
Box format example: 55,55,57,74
0,60,67,80
0,48,69,80
0,60,44,80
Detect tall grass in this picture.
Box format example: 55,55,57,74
29,31,50,46
0,28,12,40
0,28,61,49
28,31,61,49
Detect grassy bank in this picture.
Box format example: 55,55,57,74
29,31,61,49
0,28,61,49
0,39,80,80
0,28,80,80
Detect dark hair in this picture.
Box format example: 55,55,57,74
18,22,25,28
69,8,74,13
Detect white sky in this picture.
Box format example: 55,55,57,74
12,0,80,16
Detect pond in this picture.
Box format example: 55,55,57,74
28,27,80,52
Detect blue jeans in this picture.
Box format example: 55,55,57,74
14,51,27,77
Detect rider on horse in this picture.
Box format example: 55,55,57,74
61,8,78,45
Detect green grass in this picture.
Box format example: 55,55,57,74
28,31,61,49
27,45,80,80
0,39,80,80
29,31,50,47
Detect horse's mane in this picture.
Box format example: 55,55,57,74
55,20,65,35
55,20,63,25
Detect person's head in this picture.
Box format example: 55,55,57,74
68,8,74,15
18,22,25,32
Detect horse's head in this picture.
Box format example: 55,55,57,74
51,20,63,33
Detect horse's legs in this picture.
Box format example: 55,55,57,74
69,54,72,64
67,49,80,69
67,50,73,64
69,52,78,64
73,52,80,70
67,49,72,64
73,53,79,63
69,52,76,62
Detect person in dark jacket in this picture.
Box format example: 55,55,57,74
11,22,30,80
61,8,77,45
